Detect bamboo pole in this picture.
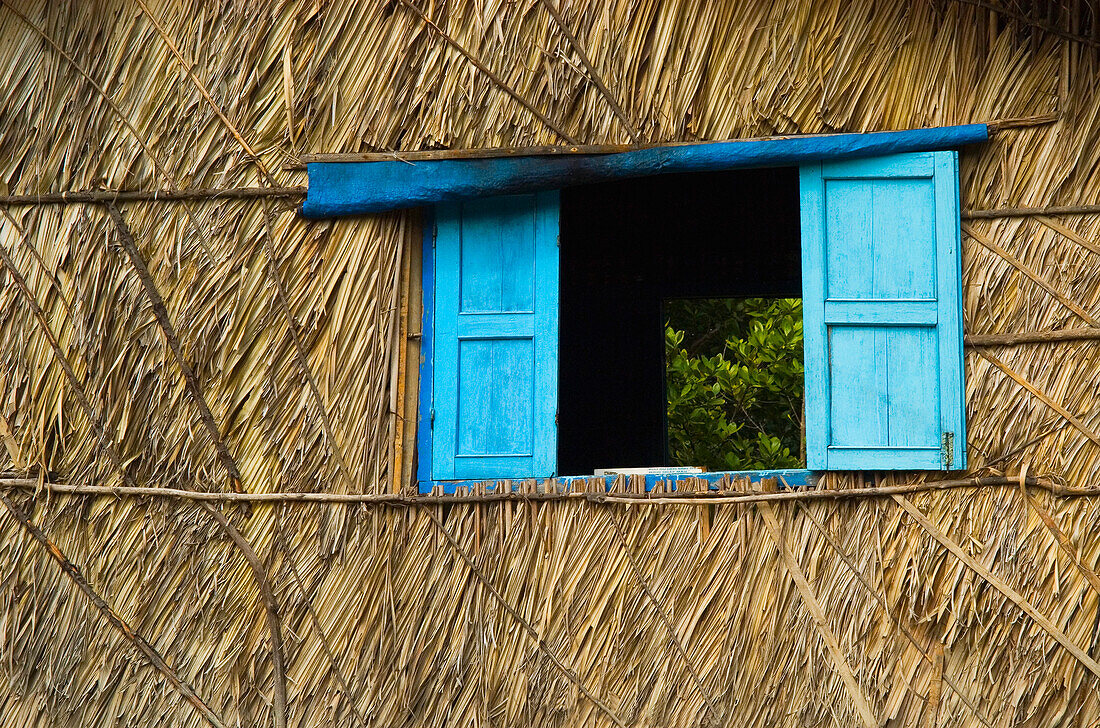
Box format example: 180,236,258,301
0,186,304,205
796,503,993,725
3,474,1092,506
965,327,1100,346
538,0,640,142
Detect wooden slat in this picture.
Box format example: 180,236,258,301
391,218,414,494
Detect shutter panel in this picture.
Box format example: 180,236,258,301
432,192,559,480
800,152,965,470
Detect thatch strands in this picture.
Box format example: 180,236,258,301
5,0,1100,726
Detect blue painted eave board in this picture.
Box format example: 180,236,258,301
302,124,988,218
420,468,814,495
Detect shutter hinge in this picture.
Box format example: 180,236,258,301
555,410,559,426
941,432,954,470
432,223,437,249
430,408,435,428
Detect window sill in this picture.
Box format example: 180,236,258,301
420,468,813,494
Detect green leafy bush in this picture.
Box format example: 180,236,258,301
665,298,804,470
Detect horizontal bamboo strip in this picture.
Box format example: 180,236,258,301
3,475,1091,506
965,327,1100,346
964,203,1100,219
0,186,305,205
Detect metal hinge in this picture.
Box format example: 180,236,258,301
430,408,435,428
941,432,954,470
555,410,559,426
432,223,437,249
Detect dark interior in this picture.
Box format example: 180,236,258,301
557,168,802,476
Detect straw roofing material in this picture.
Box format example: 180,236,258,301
3,0,1100,726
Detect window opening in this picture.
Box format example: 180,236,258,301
665,297,804,471
558,168,802,476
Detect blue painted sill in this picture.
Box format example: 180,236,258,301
420,468,813,495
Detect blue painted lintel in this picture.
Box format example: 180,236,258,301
419,469,813,495
302,124,988,218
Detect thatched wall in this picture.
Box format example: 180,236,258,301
3,0,1100,726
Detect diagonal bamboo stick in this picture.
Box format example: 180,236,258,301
974,232,1077,315
259,199,355,487
0,0,216,261
893,494,1100,680
104,204,245,496
130,0,276,181
974,347,1100,449
1035,216,1100,257
0,187,305,205
1017,477,1100,602
0,241,126,486
395,0,578,144
105,203,289,728
199,503,288,728
606,509,721,722
796,503,993,726
964,224,1100,326
133,0,358,494
0,15,294,713
273,510,368,728
758,501,881,728
0,209,78,325
425,508,627,727
538,0,640,142
0,250,229,728
0,491,229,728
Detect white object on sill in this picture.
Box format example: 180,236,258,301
594,466,705,476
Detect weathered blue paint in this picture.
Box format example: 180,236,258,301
415,209,435,486
302,125,988,218
430,192,559,480
423,468,814,494
799,151,966,470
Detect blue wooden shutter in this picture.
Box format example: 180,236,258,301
432,192,559,480
800,151,965,470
